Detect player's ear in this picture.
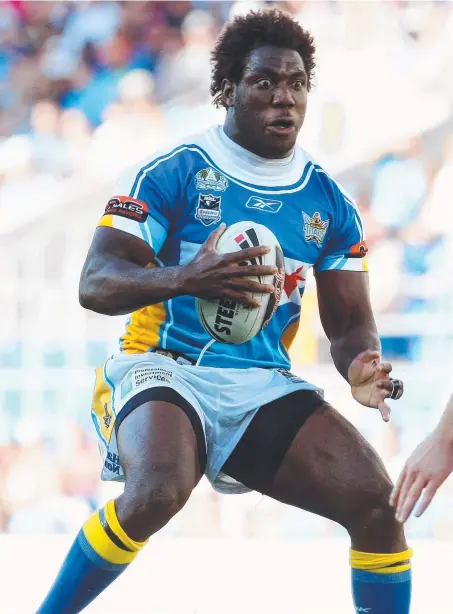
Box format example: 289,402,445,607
221,79,235,107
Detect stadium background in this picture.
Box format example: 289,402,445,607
1,1,453,612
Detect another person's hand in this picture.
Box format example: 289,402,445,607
390,432,453,523
348,349,403,422
182,223,278,308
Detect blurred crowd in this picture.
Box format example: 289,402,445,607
1,0,453,538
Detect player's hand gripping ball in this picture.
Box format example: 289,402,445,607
348,349,404,422
196,221,285,344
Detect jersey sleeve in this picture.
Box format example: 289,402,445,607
314,176,369,274
97,157,176,255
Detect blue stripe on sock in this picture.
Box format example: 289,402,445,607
38,530,128,613
352,569,411,584
77,530,126,572
352,567,412,614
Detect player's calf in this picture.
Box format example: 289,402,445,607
37,399,201,613
343,469,412,613
246,399,413,613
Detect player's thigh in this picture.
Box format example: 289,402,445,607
117,388,205,506
265,402,393,525
223,392,398,539
261,402,408,552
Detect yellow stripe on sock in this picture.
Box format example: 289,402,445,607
105,499,148,552
83,503,146,565
350,548,413,574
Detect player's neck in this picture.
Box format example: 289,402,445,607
222,121,294,161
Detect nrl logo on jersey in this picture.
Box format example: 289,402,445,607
195,167,228,192
196,194,222,226
302,211,329,246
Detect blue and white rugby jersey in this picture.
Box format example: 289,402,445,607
97,126,368,369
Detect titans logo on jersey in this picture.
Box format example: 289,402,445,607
97,126,368,369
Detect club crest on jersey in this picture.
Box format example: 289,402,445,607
196,194,222,226
195,167,228,192
302,211,329,246
245,196,283,214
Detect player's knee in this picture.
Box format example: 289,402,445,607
121,476,191,537
344,477,397,535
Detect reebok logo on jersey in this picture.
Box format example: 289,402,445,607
245,196,283,213
302,211,329,246
104,196,148,223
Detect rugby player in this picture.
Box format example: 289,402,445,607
37,10,411,613
391,393,453,523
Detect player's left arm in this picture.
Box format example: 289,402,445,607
314,174,403,421
316,268,379,379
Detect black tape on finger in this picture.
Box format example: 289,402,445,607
390,378,403,400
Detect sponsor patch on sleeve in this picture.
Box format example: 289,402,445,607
104,196,149,223
348,240,368,258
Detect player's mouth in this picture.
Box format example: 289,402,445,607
266,117,296,136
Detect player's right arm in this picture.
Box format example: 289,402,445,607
80,156,277,317
79,223,276,315
390,394,453,522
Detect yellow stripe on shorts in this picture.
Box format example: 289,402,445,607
92,366,115,443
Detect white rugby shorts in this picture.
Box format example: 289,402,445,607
91,351,321,493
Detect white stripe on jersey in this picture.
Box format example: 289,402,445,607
315,167,364,241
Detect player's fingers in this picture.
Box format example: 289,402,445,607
376,380,392,395
220,288,261,309
227,278,275,294
377,399,391,422
224,245,271,263
395,471,416,520
415,481,439,518
390,467,407,507
205,223,226,249
379,362,393,375
355,349,381,363
376,378,403,400
223,264,278,278
396,475,427,523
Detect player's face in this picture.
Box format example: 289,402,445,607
225,46,308,159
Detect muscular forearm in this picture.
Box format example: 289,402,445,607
433,394,453,443
330,324,381,382
79,255,187,316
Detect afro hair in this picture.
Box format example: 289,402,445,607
210,9,316,108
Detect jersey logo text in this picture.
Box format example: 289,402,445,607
104,196,148,223
195,167,228,192
302,211,329,246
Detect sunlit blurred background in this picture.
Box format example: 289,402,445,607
1,1,453,612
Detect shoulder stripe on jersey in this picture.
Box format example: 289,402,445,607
132,144,315,195
315,167,364,240
131,144,193,198
328,256,347,270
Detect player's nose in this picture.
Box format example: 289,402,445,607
272,85,295,106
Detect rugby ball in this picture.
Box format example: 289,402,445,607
196,221,285,344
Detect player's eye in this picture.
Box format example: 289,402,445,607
256,79,272,89
293,80,306,90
